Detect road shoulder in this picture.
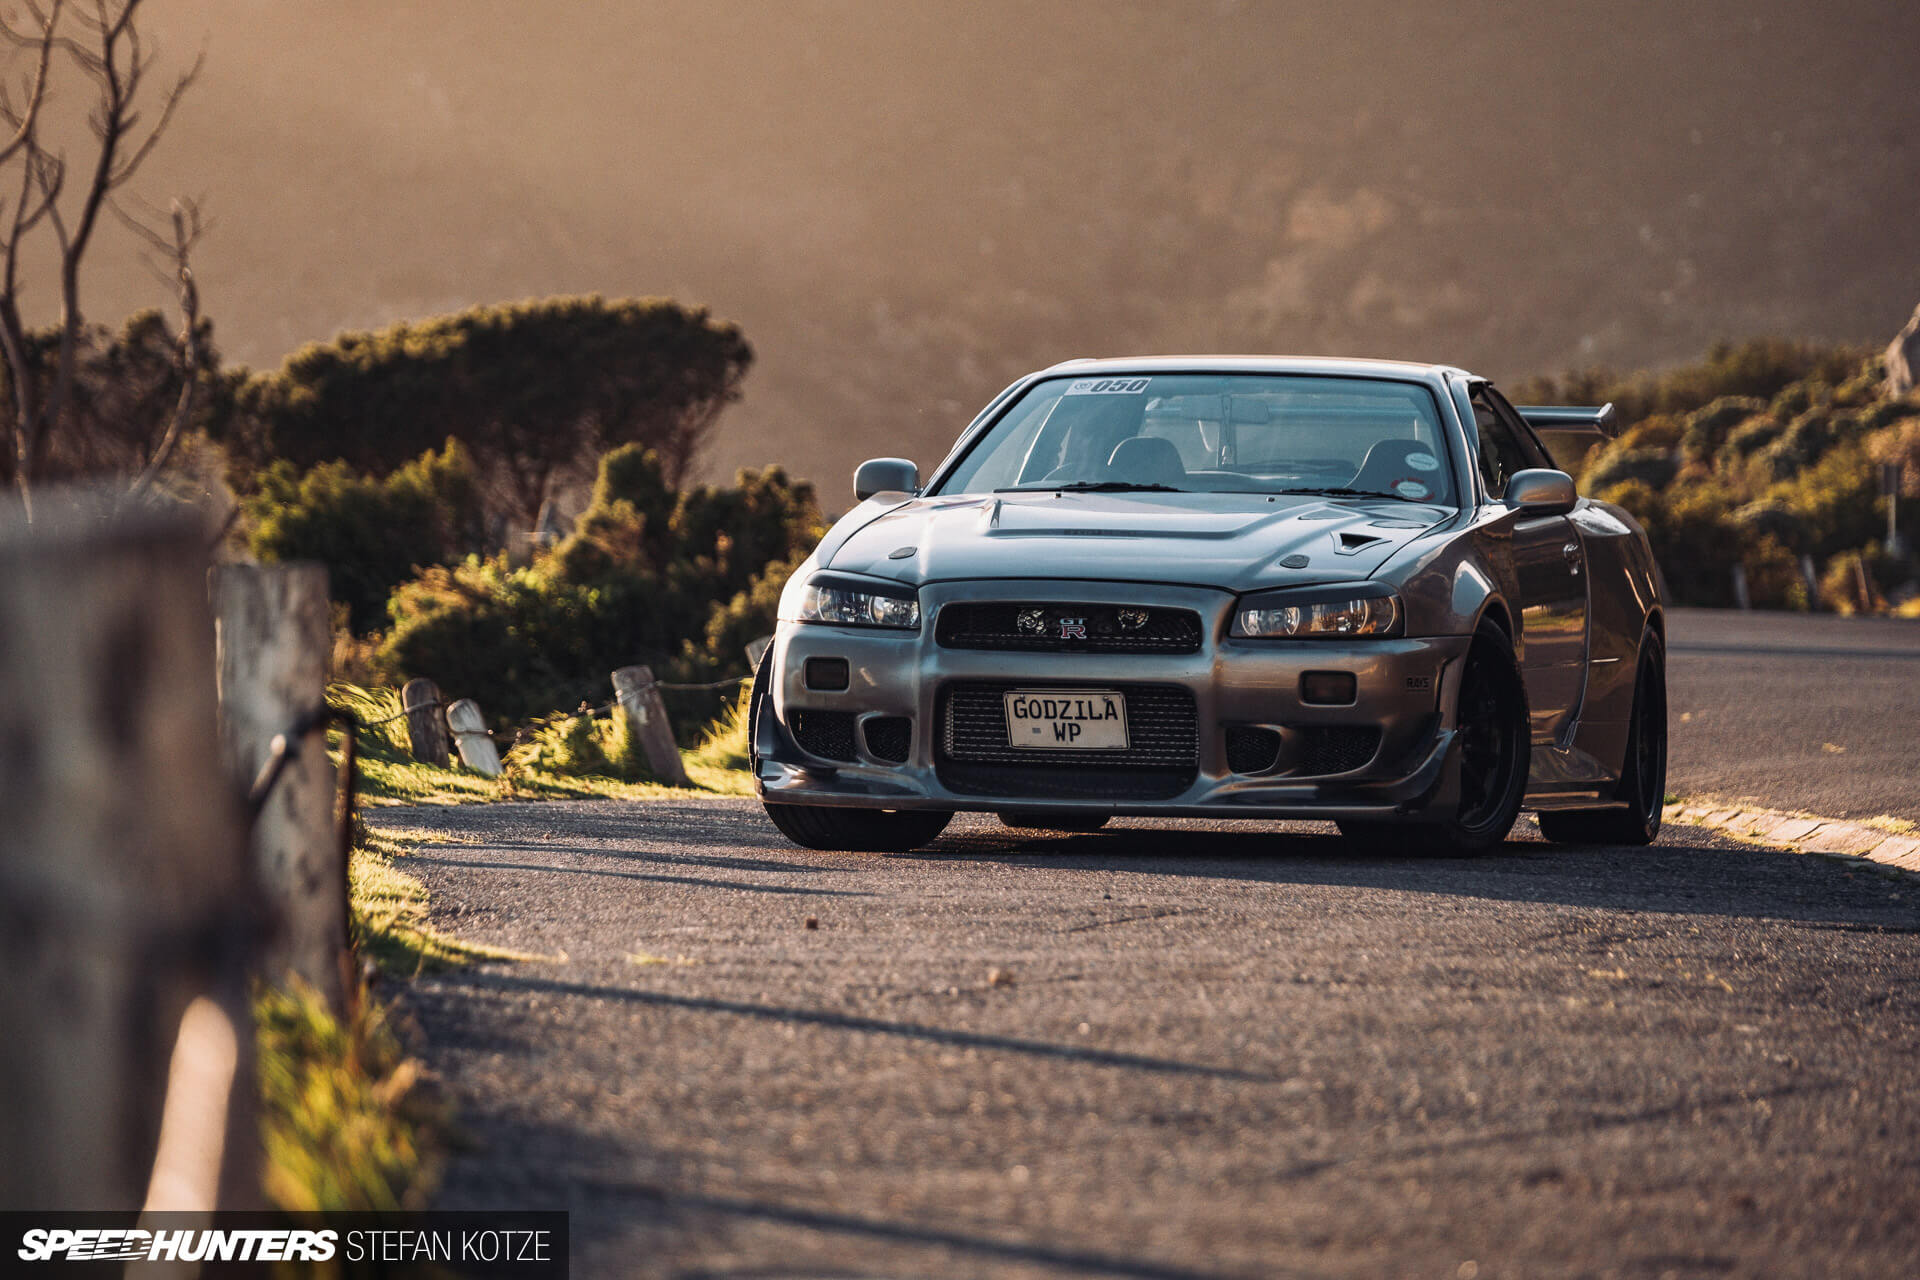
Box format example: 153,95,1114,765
1665,798,1920,877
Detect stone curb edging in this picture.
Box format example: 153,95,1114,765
1663,801,1920,876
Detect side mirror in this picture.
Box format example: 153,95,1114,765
1505,468,1578,516
854,457,919,501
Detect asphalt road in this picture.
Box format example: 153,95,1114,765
392,799,1920,1279
1667,606,1920,821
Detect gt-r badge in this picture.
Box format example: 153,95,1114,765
1058,617,1088,640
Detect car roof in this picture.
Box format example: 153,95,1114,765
1036,354,1473,382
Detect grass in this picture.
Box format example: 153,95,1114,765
330,682,754,806
350,824,529,974
258,821,527,1212
256,981,443,1212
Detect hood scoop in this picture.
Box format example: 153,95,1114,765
1335,530,1387,556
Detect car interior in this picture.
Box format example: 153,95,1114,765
997,378,1456,503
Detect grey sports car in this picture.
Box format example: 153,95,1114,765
751,356,1668,853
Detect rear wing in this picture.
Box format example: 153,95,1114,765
1516,403,1617,437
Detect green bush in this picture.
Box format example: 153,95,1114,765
1717,414,1787,466
1582,445,1678,494
375,446,820,724
1731,498,1806,552
247,442,483,633
1527,340,1919,609
1680,396,1768,462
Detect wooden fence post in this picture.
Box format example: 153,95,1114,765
612,664,692,787
0,497,256,1210
211,562,345,1009
402,676,450,766
446,698,503,776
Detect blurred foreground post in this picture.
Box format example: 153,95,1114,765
612,664,691,786
212,562,346,1009
403,676,451,766
446,697,503,776
0,498,256,1210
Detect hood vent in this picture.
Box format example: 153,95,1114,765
1334,531,1386,556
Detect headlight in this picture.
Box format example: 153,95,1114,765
1232,585,1402,639
787,573,921,629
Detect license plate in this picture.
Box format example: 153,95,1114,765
1003,689,1129,750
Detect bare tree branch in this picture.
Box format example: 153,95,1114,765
127,198,198,494
0,0,206,510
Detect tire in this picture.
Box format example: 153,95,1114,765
751,650,953,852
997,810,1111,832
764,802,953,852
1340,623,1530,854
1536,630,1667,847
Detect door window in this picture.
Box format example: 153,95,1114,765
1470,388,1541,499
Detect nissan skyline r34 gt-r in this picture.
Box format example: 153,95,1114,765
749,356,1668,854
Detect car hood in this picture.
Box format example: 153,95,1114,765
818,491,1452,594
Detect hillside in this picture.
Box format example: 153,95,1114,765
65,0,1920,491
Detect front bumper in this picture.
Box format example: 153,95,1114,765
756,579,1471,821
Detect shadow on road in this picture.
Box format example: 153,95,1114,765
430,967,1272,1083
894,823,1914,928
420,855,877,898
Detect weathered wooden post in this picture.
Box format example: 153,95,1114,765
402,676,450,766
211,562,345,1008
0,496,256,1210
612,664,692,787
446,697,503,776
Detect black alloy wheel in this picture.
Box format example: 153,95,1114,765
1338,622,1530,854
1536,630,1667,846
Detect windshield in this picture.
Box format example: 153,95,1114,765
933,373,1456,505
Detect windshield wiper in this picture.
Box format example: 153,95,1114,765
1273,486,1428,502
998,480,1187,493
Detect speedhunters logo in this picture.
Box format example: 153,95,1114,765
4,1213,568,1275
18,1228,337,1263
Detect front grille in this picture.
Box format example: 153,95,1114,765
935,603,1203,654
790,709,857,762
1224,726,1283,774
937,681,1199,799
863,716,912,763
1294,726,1382,776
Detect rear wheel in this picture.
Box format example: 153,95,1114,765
764,802,953,852
1536,631,1666,847
1339,622,1530,855
997,810,1111,832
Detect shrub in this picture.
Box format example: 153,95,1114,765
1731,498,1806,552
375,446,821,725
1656,484,1746,606
248,441,483,633
1612,413,1683,453
1741,536,1809,611
1582,445,1678,494
1594,479,1666,534
1718,414,1787,467
1680,396,1768,463
1784,441,1882,557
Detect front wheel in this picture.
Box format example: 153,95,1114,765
1536,630,1666,846
763,803,953,852
1341,623,1530,854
